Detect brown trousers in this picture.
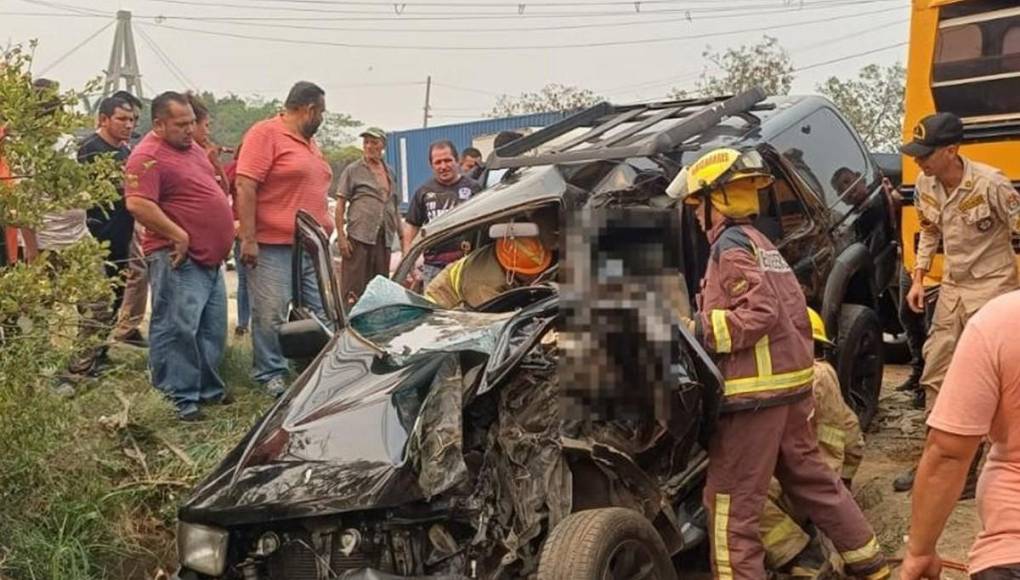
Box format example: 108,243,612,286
704,396,887,579
113,227,148,339
340,228,390,306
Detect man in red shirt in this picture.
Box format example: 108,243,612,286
235,81,333,397
124,92,234,421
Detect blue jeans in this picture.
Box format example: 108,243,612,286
234,239,251,330
147,250,227,415
246,243,326,384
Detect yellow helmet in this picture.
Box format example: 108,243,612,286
666,148,774,219
807,308,834,346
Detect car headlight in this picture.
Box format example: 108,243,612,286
177,521,229,576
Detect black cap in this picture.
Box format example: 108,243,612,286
901,113,964,157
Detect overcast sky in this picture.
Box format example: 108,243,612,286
2,0,911,133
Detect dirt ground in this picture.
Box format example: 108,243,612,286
856,364,980,578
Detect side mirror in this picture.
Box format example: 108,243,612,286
279,318,331,361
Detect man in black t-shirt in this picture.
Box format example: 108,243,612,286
78,95,136,311
403,140,482,287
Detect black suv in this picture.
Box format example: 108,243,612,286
173,88,898,580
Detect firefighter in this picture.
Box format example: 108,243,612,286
895,112,1020,493
760,308,865,577
669,148,888,580
424,232,553,309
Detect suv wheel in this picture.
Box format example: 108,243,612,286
836,304,883,429
538,508,677,580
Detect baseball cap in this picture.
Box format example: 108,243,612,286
360,127,387,142
900,113,964,158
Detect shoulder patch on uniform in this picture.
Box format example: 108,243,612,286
920,193,939,208
712,226,755,262
958,193,985,213
727,278,750,297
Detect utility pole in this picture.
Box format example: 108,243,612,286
423,75,432,128
102,10,144,100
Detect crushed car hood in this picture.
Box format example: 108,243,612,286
179,279,515,527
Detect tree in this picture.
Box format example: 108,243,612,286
489,83,602,117
0,42,120,551
817,63,906,153
670,36,794,99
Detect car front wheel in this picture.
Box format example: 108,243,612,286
538,508,677,580
836,304,883,429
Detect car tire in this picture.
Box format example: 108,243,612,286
538,508,677,580
836,304,883,429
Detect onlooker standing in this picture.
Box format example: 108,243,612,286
895,113,1020,493
460,146,483,181
403,140,481,287
124,92,234,421
235,81,333,397
335,127,399,306
79,95,137,307
900,291,1020,580
110,91,150,349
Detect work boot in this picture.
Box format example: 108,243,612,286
893,467,916,492
911,389,926,410
895,370,922,392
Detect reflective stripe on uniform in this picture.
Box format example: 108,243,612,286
841,536,882,565
712,310,732,354
448,258,468,303
754,335,772,376
761,513,801,549
724,367,814,397
817,424,845,450
713,494,734,580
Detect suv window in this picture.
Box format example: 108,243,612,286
771,108,872,218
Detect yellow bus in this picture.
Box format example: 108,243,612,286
902,0,1020,280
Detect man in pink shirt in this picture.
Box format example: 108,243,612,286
124,92,235,421
901,290,1020,579
235,81,333,397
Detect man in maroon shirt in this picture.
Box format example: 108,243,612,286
124,92,235,421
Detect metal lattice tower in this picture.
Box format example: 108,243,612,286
102,10,143,99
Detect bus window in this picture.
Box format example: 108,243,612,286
932,3,1020,121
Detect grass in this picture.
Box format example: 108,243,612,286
0,336,272,580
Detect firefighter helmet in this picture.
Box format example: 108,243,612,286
807,307,834,346
666,148,774,219
496,237,552,276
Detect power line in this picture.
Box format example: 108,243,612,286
135,4,905,52
600,15,908,97
36,20,114,75
135,25,198,90
143,0,896,20
241,0,834,7
0,11,106,17
793,41,908,73
131,1,901,34
17,0,107,16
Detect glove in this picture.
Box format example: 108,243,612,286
680,316,696,334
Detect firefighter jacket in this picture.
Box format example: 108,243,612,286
695,220,815,412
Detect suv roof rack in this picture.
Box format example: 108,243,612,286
487,87,773,171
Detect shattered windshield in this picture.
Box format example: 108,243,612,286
347,276,515,366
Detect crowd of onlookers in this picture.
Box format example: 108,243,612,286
5,79,512,420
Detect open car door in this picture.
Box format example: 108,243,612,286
279,210,345,360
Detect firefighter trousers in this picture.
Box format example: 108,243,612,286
704,396,888,580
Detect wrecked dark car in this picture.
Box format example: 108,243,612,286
174,88,890,579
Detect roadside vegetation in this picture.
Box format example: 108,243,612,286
0,340,271,579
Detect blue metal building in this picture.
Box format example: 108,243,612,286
384,111,569,207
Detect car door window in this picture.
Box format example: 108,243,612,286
771,108,873,219
293,210,345,328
